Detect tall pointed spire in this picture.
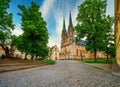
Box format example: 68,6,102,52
69,12,73,27
62,18,66,31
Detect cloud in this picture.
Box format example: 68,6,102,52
12,25,23,36
40,0,55,19
48,36,60,49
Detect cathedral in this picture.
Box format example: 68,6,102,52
59,13,106,60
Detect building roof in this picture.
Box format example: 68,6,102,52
50,45,59,52
69,12,73,27
77,40,86,46
62,18,66,32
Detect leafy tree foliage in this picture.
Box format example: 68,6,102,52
17,1,49,59
0,0,14,57
107,43,116,57
75,0,113,62
101,15,114,60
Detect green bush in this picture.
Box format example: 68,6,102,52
79,58,115,64
0,54,5,59
38,59,56,65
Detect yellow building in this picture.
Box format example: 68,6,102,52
115,0,120,65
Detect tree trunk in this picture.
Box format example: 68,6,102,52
35,55,38,60
80,51,83,61
9,45,15,57
5,51,9,57
0,44,10,57
5,47,10,57
94,48,97,62
25,53,28,60
106,39,109,62
106,48,109,62
93,36,97,62
31,55,34,60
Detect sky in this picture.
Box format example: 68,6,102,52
8,0,114,48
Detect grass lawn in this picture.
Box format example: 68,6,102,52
38,59,56,65
78,58,115,64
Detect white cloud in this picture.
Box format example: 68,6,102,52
48,36,60,49
40,0,55,18
12,25,23,36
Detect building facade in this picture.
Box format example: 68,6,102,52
115,0,120,65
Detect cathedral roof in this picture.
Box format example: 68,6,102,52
62,18,66,32
77,40,86,46
69,12,73,27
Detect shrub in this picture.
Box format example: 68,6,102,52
38,59,56,65
79,58,115,64
0,54,5,59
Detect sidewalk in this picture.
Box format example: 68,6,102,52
111,62,120,77
84,62,120,77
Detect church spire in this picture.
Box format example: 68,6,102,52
62,18,66,31
69,12,73,27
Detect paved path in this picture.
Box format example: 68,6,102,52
0,60,120,87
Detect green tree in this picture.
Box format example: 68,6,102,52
75,0,113,62
0,0,14,57
17,1,49,60
102,15,114,60
12,35,29,59
107,43,116,57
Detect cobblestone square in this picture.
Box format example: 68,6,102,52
0,60,120,87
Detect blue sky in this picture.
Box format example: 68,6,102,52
8,0,114,48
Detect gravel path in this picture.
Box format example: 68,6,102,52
0,60,120,87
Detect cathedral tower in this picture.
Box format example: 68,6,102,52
61,18,68,48
68,12,74,45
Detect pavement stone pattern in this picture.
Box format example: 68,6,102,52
0,60,120,87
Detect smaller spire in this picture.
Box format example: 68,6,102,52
69,12,73,27
62,18,66,31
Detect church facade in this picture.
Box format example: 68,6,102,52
59,13,106,60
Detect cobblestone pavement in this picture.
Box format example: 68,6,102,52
0,60,120,87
